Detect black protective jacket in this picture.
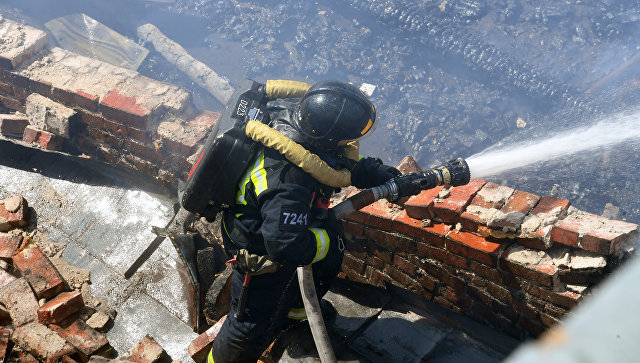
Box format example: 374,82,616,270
221,99,342,267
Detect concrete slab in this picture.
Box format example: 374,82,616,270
351,309,446,362
323,278,390,339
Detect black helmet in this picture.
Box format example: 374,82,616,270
294,80,377,150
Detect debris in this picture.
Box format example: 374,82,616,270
516,117,527,128
137,23,234,105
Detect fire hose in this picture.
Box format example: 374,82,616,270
298,157,471,362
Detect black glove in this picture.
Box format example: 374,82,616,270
351,157,401,189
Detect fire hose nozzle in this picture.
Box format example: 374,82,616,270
386,157,471,202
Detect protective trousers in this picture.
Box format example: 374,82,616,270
210,246,343,362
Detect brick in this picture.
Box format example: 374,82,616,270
418,273,437,291
0,195,28,231
393,211,449,247
12,245,66,299
500,245,558,288
26,93,75,138
4,71,31,90
13,86,31,100
51,318,111,362
395,155,423,174
0,20,49,69
489,190,540,232
38,291,84,324
121,154,159,176
0,81,12,96
124,139,165,164
188,316,227,363
158,110,219,157
427,245,468,269
518,196,571,249
521,281,581,309
540,313,560,328
12,322,76,363
127,126,154,143
343,220,364,237
383,264,420,291
23,125,64,150
74,91,100,112
79,111,105,129
87,126,124,148
124,335,169,363
468,260,501,282
487,282,512,304
0,278,38,326
404,186,444,220
459,183,514,232
511,295,538,320
346,200,395,230
581,219,639,255
393,254,417,276
441,271,466,291
342,254,365,275
100,89,152,130
364,265,389,287
103,118,127,138
85,311,111,332
550,209,638,254
0,94,23,112
29,79,53,98
365,255,385,270
432,179,486,223
445,230,503,266
364,228,416,253
0,113,29,137
0,327,9,362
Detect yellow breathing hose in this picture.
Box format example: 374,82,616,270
245,120,359,188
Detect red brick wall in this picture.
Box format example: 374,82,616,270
336,173,638,339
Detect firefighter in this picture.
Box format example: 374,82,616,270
209,80,400,362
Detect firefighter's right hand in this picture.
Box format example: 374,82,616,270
351,157,401,189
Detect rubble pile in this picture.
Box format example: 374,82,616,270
0,195,173,363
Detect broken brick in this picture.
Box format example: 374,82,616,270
0,20,49,70
23,125,64,150
0,113,29,137
395,155,423,174
404,186,444,220
0,195,29,231
124,335,169,363
0,277,39,326
432,179,486,223
38,291,84,324
489,190,540,232
157,110,219,157
188,316,227,363
51,318,111,362
99,89,152,130
85,311,111,332
12,322,76,363
550,208,638,254
0,232,23,257
500,246,559,289
12,245,66,299
459,183,514,232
